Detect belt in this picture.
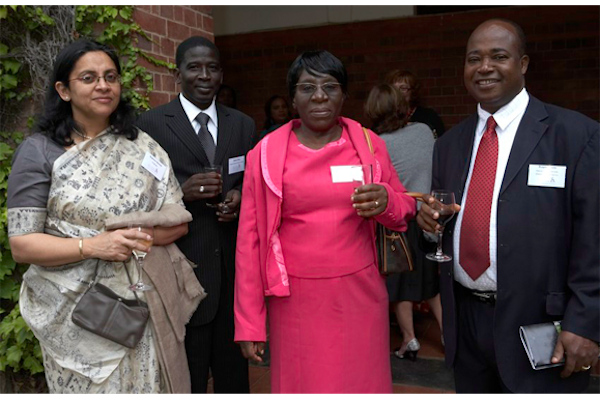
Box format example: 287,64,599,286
456,283,497,305
470,290,497,305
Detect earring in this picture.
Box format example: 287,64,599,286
65,97,70,101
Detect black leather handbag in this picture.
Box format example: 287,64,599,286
72,261,149,349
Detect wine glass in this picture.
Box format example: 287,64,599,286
128,223,154,291
425,190,456,262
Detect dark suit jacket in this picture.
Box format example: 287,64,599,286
136,98,256,326
433,95,599,393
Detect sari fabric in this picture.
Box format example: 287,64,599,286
8,128,183,393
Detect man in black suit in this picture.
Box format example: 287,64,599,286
137,36,255,393
417,19,599,393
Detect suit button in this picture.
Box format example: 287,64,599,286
214,249,220,257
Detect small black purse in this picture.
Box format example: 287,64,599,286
72,261,149,349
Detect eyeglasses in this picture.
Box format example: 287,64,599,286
69,72,121,85
295,82,342,96
397,86,412,92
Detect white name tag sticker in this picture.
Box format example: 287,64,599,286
330,165,364,184
228,155,245,174
141,152,167,181
527,164,566,188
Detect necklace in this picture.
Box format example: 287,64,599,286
73,129,91,140
407,107,417,120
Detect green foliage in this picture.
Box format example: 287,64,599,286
0,5,175,382
75,5,175,110
0,306,43,374
0,6,54,103
0,131,31,376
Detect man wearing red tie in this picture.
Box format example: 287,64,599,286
417,18,599,393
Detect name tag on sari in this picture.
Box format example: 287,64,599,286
142,152,167,180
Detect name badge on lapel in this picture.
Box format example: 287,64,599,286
527,164,566,188
141,152,167,180
229,155,245,174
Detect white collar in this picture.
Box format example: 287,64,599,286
179,94,218,128
477,88,529,131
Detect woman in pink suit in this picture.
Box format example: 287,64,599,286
234,50,416,393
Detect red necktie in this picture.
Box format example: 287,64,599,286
460,116,498,280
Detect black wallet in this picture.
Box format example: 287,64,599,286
520,320,600,370
519,321,564,370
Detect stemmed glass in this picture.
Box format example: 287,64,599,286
128,223,154,291
425,190,456,262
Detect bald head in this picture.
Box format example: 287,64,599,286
464,18,530,113
470,18,527,57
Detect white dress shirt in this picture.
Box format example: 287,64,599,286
453,88,530,291
179,93,219,145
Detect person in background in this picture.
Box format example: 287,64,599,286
385,69,445,138
365,83,444,361
217,84,237,109
136,36,256,393
259,95,292,139
234,50,416,393
416,18,599,393
7,39,189,393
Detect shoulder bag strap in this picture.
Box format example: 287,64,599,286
362,127,375,155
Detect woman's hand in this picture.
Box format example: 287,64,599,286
85,229,152,262
238,341,266,363
351,184,388,218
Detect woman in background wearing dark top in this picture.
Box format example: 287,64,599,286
385,69,445,138
259,95,291,138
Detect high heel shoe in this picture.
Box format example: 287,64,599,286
393,338,420,361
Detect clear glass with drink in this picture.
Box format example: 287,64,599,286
203,165,224,209
425,190,456,262
128,223,154,291
351,164,373,187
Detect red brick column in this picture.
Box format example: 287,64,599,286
133,6,214,107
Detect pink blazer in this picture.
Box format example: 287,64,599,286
234,117,416,341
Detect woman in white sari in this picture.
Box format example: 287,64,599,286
7,40,189,393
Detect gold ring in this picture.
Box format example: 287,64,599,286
582,365,591,370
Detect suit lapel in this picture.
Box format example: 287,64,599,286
214,104,233,167
499,96,548,195
455,114,478,205
164,99,211,165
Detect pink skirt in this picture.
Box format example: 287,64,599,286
268,264,392,393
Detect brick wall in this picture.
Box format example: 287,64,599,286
215,6,599,130
133,5,213,107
